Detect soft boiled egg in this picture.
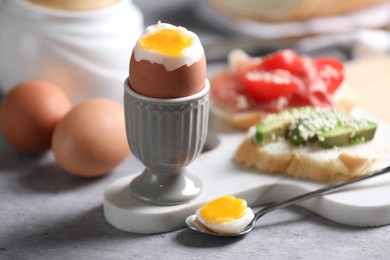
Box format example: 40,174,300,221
129,21,206,98
195,195,255,235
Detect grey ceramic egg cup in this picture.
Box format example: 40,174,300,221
123,79,209,205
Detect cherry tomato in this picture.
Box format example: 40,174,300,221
315,57,344,93
259,50,305,76
241,69,301,102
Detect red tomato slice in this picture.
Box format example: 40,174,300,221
259,49,305,76
241,69,301,102
315,57,344,94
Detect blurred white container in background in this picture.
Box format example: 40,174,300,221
0,0,143,104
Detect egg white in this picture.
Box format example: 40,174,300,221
195,206,255,235
132,22,204,71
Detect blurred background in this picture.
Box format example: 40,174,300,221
1,1,390,259
1,0,390,101
134,0,390,63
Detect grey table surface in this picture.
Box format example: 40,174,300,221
2,1,390,259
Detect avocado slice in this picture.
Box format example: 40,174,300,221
255,111,291,145
254,107,378,148
317,121,377,148
288,121,317,146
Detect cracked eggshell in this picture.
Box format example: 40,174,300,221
129,53,206,98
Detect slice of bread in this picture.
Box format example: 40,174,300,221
210,104,267,129
211,81,357,129
235,128,389,182
210,48,358,129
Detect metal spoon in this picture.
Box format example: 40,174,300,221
186,165,390,237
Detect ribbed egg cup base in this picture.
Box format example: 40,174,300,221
129,168,202,205
122,78,210,205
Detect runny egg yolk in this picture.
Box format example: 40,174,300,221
199,195,247,224
138,28,192,57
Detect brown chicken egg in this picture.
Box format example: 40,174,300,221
129,22,207,98
51,99,130,177
0,79,71,154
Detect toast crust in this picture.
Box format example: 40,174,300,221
235,136,387,182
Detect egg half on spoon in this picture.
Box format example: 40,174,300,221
195,195,255,234
129,21,207,98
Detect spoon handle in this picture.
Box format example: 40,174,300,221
254,165,390,221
